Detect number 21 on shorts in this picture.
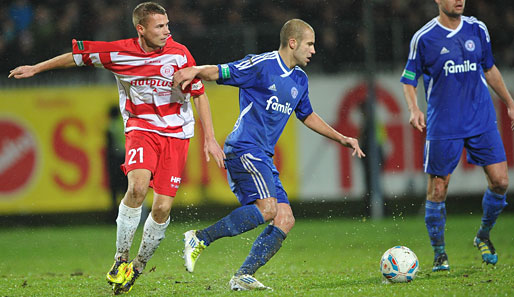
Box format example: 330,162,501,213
128,147,143,165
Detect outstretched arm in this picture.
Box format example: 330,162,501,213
9,52,76,79
301,112,365,158
485,65,514,130
173,65,219,90
193,93,226,168
402,83,426,132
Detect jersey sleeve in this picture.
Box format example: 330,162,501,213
400,35,424,87
477,21,495,70
181,47,205,97
295,91,314,121
72,39,104,67
216,55,258,88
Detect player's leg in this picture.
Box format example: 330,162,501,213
230,162,289,291
426,174,451,271
118,194,173,294
423,138,462,272
184,153,273,273
116,136,189,294
466,130,508,265
230,203,291,291
108,169,151,286
108,131,158,291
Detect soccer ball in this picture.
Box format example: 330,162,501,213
380,246,419,283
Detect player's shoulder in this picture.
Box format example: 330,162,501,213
411,17,439,41
462,16,490,40
163,36,191,55
232,51,277,70
462,15,486,27
462,16,489,31
293,66,308,80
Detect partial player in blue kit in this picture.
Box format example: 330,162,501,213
401,0,514,271
174,19,365,290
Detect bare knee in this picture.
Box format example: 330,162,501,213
255,198,277,221
490,176,509,194
427,175,449,202
124,182,148,207
151,195,174,223
274,213,295,234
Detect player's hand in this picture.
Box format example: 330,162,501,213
8,65,37,79
341,136,366,159
203,137,226,168
507,106,514,131
409,109,426,132
173,67,197,91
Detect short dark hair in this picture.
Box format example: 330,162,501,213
279,19,314,49
132,2,166,28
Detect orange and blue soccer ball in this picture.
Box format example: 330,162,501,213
380,246,419,283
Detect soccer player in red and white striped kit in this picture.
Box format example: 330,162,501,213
9,2,226,294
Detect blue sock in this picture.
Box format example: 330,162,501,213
236,225,287,276
478,188,508,239
425,200,446,251
196,204,265,246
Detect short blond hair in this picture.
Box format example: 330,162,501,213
132,2,166,28
279,19,314,48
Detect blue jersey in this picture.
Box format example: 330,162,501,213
401,16,497,140
216,51,313,157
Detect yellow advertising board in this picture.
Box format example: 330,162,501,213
0,85,298,214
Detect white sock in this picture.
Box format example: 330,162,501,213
134,215,170,271
114,202,142,261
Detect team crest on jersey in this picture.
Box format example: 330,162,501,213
160,64,175,78
465,40,475,52
291,87,298,99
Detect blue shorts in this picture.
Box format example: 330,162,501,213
424,129,506,176
225,151,289,206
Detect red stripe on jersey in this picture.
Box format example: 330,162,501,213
99,52,112,66
125,99,181,117
82,54,93,66
126,118,183,134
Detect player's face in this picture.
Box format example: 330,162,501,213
293,29,316,67
437,0,465,18
139,13,170,51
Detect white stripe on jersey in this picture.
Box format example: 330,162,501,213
424,140,430,173
232,102,253,132
408,18,437,60
235,52,277,70
241,153,270,199
480,74,488,88
125,122,194,138
426,78,434,102
110,52,188,67
463,16,490,42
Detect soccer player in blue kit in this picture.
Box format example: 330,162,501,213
401,0,514,272
173,19,365,290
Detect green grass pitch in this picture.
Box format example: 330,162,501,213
0,213,513,296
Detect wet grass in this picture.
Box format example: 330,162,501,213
0,213,513,296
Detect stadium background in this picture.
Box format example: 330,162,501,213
1,0,514,221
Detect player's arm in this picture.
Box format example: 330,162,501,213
402,83,426,132
8,53,76,79
484,65,514,130
301,112,365,158
174,65,219,90
192,93,226,168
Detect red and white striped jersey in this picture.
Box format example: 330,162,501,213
72,36,204,139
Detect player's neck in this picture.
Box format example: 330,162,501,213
278,48,295,69
438,14,461,30
138,37,161,53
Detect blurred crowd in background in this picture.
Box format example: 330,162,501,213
3,0,514,77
